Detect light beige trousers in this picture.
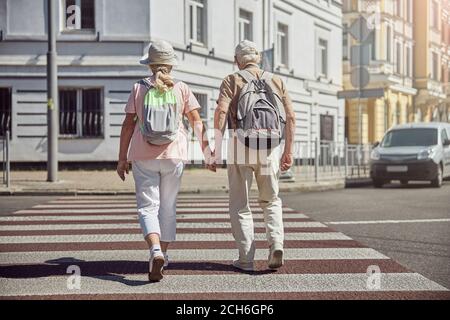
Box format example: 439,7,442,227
227,145,284,263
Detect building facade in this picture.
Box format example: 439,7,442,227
342,0,417,144
413,0,448,123
441,0,450,122
0,0,344,163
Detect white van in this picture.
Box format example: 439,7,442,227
370,122,450,188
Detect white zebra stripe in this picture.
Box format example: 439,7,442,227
0,228,332,243
1,273,446,297
0,220,315,231
0,248,390,265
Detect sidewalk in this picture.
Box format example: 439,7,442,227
0,168,345,196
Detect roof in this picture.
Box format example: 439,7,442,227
390,122,450,130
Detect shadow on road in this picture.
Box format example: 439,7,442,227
0,258,275,285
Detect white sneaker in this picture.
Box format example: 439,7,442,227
149,254,165,282
232,260,254,272
268,243,284,270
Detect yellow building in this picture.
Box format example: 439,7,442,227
413,0,447,122
343,0,417,144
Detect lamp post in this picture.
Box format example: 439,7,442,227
47,0,58,182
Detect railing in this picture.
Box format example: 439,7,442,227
1,130,10,188
186,131,373,182
290,139,372,181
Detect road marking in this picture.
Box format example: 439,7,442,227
326,218,450,225
0,273,446,297
0,213,308,222
0,220,312,231
0,228,334,243
15,207,294,214
0,248,389,265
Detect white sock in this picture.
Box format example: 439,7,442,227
151,245,163,258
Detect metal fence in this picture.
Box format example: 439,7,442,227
290,139,372,182
1,130,10,188
186,134,373,182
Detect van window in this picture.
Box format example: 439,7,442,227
442,129,449,144
381,128,438,147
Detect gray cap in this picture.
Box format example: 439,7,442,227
140,40,178,66
235,40,259,58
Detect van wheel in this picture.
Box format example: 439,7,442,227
373,179,385,188
431,165,443,188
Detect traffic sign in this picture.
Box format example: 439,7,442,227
337,88,385,99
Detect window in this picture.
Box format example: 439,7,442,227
276,23,289,67
188,0,207,45
63,0,95,31
320,115,334,142
238,9,253,42
0,88,12,138
406,47,412,77
432,52,439,81
386,26,392,62
395,0,402,17
366,31,376,60
406,0,413,23
381,129,438,147
431,1,439,29
193,93,208,121
318,39,328,77
59,88,103,138
396,42,402,74
442,129,449,145
343,24,349,60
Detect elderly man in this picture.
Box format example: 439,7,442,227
213,40,296,271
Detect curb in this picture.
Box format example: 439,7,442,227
0,181,345,196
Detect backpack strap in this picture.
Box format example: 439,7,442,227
260,72,287,121
260,71,273,82
237,70,257,84
138,78,153,89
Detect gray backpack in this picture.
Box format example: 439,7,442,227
138,79,180,146
233,70,286,150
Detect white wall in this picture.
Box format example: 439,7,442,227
0,0,344,162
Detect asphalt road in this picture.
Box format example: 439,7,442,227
282,181,450,289
0,182,449,297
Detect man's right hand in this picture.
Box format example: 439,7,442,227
205,150,217,172
280,152,293,172
117,160,130,181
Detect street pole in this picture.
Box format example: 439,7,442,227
357,14,363,177
47,0,58,182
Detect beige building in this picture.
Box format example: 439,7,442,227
413,0,448,123
343,0,417,144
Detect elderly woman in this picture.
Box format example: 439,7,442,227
117,40,214,282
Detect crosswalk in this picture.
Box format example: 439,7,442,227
0,195,449,300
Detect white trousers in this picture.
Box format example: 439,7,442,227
132,159,184,242
227,144,284,263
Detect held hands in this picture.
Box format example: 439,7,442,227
280,152,293,172
117,160,130,181
205,149,217,172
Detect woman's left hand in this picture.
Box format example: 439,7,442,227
117,160,130,181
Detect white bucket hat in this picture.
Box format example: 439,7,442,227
140,40,178,66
